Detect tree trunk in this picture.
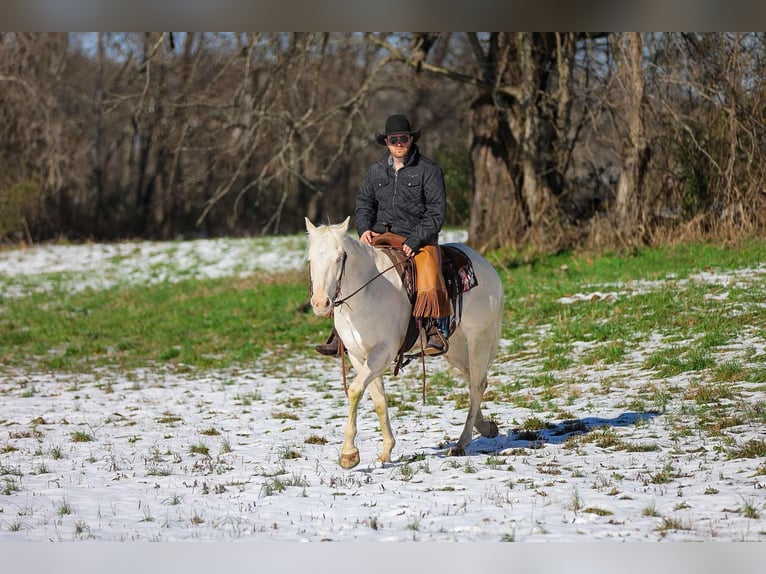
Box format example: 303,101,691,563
468,92,523,252
91,32,106,236
468,33,575,252
612,32,650,242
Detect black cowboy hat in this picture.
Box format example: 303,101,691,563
375,114,421,145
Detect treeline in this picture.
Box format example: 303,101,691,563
1,33,765,254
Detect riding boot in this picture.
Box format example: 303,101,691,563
424,322,448,356
315,327,341,357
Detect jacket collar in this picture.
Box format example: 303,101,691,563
383,144,419,170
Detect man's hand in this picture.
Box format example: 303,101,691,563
360,230,379,245
402,244,414,257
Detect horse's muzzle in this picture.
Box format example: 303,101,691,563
310,295,334,317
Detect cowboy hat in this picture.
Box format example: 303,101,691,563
375,114,421,145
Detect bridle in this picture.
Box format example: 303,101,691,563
331,251,348,306
309,247,413,310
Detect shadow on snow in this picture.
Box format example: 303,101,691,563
458,411,661,455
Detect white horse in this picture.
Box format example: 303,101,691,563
305,217,504,469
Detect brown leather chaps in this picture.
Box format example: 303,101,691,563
372,232,451,319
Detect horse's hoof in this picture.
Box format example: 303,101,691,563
376,455,391,466
447,446,465,457
484,421,499,438
340,449,360,469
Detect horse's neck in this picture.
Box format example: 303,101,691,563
343,237,380,276
340,237,392,292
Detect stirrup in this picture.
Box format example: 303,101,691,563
423,328,448,356
315,328,342,357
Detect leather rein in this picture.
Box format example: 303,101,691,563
331,250,413,310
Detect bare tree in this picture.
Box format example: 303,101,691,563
6,32,766,249
195,32,392,235
610,32,651,244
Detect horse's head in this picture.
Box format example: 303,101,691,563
305,217,350,317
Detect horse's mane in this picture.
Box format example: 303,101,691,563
306,223,371,261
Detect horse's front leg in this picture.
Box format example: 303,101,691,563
368,376,395,464
340,379,364,469
339,355,388,469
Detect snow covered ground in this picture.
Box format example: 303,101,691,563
1,231,765,551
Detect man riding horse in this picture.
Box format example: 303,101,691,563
316,114,451,357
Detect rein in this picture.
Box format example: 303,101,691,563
332,251,413,309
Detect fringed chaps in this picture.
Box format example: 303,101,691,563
371,233,451,319
412,244,451,318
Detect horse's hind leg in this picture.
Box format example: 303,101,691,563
449,374,496,456
368,376,395,464
448,333,498,456
472,375,499,438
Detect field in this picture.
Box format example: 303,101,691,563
1,231,766,542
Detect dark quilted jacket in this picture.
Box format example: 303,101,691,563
354,145,446,252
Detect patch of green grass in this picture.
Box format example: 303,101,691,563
746,367,766,384
2,477,21,495
163,494,183,505
189,443,210,456
685,383,736,404
579,428,625,450
146,464,172,476
642,502,660,517
0,270,325,372
236,390,262,406
70,430,93,443
655,516,693,533
729,439,766,459
740,499,760,519
624,441,659,452
304,434,327,445
427,371,461,395
583,341,627,365
5,238,766,384
517,416,547,432
527,372,559,389
278,446,302,460
272,411,299,421
156,412,183,424
57,499,73,516
447,392,469,410
711,361,745,383
643,345,715,378
260,477,287,497
540,344,573,371
582,507,614,516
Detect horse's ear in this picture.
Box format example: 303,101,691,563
338,216,350,233
305,217,317,233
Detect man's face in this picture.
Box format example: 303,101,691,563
386,133,413,160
